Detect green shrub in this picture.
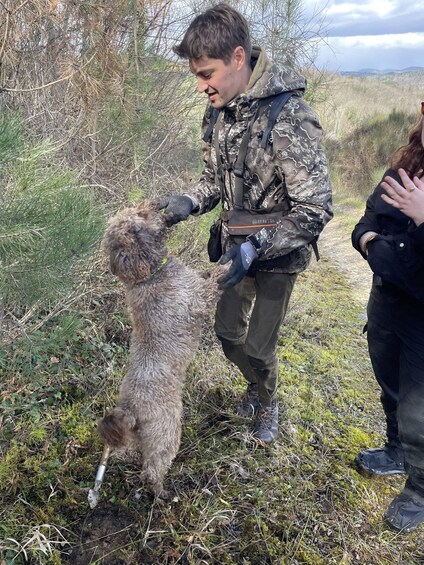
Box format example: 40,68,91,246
0,110,106,326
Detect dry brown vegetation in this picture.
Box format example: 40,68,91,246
316,71,424,198
0,0,201,200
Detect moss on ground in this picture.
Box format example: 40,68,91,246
2,216,424,564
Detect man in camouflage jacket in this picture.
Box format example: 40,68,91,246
160,3,332,444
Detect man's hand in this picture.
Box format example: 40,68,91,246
218,242,258,289
159,195,194,226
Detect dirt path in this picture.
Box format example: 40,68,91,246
317,205,373,310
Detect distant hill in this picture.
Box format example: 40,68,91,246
340,66,424,77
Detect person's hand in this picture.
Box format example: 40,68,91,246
381,169,424,226
158,195,194,226
217,242,258,289
359,231,379,255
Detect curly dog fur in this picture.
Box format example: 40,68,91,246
99,200,223,497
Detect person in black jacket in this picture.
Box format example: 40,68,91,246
351,102,424,532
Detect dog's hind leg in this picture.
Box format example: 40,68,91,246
138,406,182,497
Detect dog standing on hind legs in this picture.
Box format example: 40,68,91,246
98,200,224,498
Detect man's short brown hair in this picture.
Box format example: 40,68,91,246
173,3,251,64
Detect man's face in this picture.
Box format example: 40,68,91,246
189,49,248,109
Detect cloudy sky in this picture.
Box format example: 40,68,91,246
305,0,424,71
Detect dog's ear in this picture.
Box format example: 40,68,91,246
135,200,151,218
136,200,166,233
136,199,162,217
146,199,161,213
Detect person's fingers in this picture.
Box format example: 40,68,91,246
218,272,241,289
217,272,233,287
217,260,240,284
382,176,404,195
219,247,236,266
398,168,417,192
413,175,424,190
381,181,400,199
219,253,231,266
380,193,401,208
163,214,179,227
382,176,418,200
218,266,231,282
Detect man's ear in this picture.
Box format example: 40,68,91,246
233,45,246,70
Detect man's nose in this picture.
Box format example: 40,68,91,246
197,77,208,94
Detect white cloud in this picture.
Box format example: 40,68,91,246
304,0,424,70
305,0,424,36
326,3,360,15
336,32,424,49
327,0,396,17
316,32,424,71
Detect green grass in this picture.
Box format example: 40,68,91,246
2,215,424,563
3,72,424,564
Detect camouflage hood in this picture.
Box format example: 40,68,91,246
224,46,307,123
246,46,307,100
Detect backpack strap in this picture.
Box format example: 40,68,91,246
213,111,226,198
232,107,260,210
202,108,219,143
233,91,294,209
261,91,294,149
205,91,295,210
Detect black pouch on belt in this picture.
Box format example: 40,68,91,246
207,219,223,262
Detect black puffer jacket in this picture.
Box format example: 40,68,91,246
352,169,424,303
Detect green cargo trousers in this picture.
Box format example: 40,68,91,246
214,270,297,407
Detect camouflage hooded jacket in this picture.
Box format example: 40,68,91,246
189,47,333,273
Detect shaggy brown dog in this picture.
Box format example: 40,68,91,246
99,200,223,497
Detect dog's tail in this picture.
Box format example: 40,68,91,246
98,407,137,448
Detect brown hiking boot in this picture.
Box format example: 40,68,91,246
253,401,279,444
236,383,260,417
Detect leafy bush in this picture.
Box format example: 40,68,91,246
0,110,106,332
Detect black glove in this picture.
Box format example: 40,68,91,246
158,195,194,226
218,242,258,289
